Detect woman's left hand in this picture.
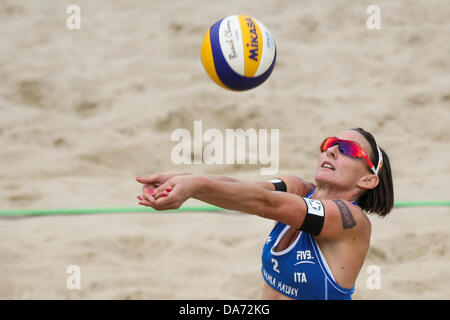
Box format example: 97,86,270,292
137,175,198,210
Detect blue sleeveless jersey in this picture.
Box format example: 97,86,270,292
261,191,355,300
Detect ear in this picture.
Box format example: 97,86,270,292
357,174,379,190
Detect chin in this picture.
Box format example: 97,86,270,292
314,170,343,188
315,168,333,182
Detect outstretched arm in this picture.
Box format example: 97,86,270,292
201,174,315,196
138,175,366,241
137,172,314,198
139,175,294,219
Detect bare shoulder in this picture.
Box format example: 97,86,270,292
277,175,315,197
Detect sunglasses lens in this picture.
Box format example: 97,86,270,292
321,137,337,152
321,138,361,158
339,141,361,158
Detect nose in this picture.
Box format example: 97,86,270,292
326,144,339,159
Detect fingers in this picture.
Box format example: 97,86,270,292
136,174,161,185
153,186,173,200
136,173,171,204
153,195,179,210
138,191,157,207
136,174,184,210
136,172,187,185
138,198,153,207
138,192,175,210
137,185,174,209
143,184,158,194
142,188,157,203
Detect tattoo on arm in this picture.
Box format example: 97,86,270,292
333,200,356,230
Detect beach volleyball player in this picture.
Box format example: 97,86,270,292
136,128,394,300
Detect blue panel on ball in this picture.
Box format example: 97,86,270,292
209,19,276,91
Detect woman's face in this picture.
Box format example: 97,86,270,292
315,130,375,190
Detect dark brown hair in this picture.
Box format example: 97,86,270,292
351,128,394,217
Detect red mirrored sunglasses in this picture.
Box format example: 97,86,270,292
320,137,383,175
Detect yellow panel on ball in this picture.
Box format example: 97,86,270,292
200,29,228,90
237,15,263,78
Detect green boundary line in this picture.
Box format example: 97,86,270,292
0,201,448,217
392,201,450,208
0,205,227,217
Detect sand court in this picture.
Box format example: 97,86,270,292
0,0,449,299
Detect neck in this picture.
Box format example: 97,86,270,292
312,184,361,202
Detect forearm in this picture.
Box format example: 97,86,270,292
208,174,314,194
192,176,305,225
201,175,275,191
210,175,276,191
192,176,270,214
208,175,242,183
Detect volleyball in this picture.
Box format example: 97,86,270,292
200,15,277,91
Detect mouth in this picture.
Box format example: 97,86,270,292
321,161,335,171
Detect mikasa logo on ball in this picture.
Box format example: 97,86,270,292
245,17,259,62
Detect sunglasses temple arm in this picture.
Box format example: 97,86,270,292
375,145,383,175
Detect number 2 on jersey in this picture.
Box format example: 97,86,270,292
271,258,280,273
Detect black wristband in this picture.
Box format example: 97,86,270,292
268,179,287,192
